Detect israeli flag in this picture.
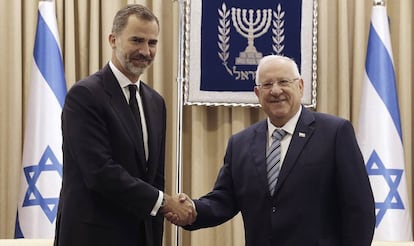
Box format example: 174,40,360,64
15,0,66,238
357,2,412,241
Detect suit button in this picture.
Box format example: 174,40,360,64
272,207,276,213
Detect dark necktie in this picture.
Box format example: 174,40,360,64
128,84,145,153
266,129,287,196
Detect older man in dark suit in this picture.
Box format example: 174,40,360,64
170,55,375,246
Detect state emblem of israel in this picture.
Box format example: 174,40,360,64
218,3,286,80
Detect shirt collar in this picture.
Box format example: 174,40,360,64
109,60,141,89
267,106,302,137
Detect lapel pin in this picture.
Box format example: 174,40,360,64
298,132,306,138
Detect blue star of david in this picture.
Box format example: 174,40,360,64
365,150,404,227
23,145,62,223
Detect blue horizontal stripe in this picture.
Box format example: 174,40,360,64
33,10,67,107
365,23,402,140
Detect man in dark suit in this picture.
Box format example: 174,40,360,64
54,4,195,246
170,55,376,245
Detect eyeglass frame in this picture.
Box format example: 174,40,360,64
256,77,301,90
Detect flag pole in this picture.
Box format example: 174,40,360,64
175,0,185,245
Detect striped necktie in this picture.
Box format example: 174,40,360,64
266,129,287,196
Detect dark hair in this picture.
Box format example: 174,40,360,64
111,4,159,35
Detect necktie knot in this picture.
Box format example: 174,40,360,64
272,129,286,141
127,84,141,127
128,84,138,98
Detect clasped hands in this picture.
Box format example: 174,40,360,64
161,193,196,226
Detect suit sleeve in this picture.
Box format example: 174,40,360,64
335,120,376,245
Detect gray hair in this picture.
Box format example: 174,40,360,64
255,55,301,85
111,4,159,35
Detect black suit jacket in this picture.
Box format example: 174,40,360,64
54,64,166,246
185,107,375,246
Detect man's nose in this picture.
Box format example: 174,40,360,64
136,42,150,56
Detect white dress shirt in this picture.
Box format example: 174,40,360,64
266,106,302,168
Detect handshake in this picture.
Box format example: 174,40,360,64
160,193,197,226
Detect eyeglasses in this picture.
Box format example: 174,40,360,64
257,78,300,90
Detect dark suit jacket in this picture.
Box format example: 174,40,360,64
54,64,166,246
185,107,375,246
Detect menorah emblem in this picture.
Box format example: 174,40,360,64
231,7,272,65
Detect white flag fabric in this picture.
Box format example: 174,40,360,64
15,0,66,238
357,3,412,241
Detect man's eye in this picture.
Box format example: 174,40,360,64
131,38,143,43
278,80,289,86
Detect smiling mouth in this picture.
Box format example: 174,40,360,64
130,59,151,67
271,98,286,103
132,58,149,62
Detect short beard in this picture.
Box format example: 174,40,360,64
125,61,146,76
115,45,148,78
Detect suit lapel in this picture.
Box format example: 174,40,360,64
251,121,274,197
273,108,315,195
138,82,166,182
139,84,157,179
102,65,147,172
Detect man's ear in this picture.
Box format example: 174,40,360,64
298,78,304,95
108,33,116,49
254,86,260,98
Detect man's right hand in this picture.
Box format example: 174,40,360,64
162,193,197,226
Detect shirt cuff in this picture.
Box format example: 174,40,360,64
150,190,163,216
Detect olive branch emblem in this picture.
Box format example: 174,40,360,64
218,3,232,75
217,3,286,75
272,4,285,54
